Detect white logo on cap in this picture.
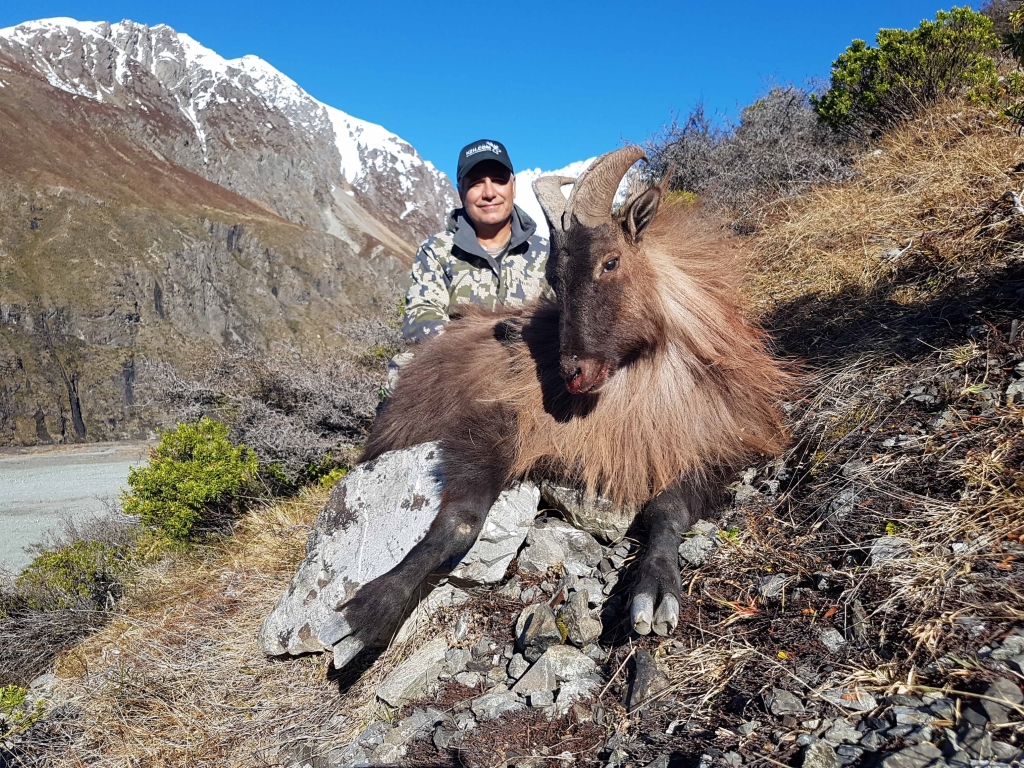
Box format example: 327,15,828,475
465,141,502,157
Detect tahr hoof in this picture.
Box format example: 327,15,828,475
331,636,364,669
652,594,679,636
317,613,352,647
631,593,655,635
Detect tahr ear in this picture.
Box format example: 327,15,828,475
623,186,662,244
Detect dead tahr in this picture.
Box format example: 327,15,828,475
320,146,793,668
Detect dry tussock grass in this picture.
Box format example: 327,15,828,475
20,487,438,768
749,101,1024,310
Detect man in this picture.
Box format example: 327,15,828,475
402,139,551,344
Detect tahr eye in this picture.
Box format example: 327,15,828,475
603,257,619,272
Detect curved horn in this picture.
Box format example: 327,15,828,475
532,176,575,235
566,146,646,227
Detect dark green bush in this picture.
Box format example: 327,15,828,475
812,7,1000,139
120,418,257,540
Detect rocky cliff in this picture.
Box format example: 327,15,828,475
0,18,457,445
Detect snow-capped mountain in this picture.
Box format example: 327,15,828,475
0,17,456,250
515,158,639,239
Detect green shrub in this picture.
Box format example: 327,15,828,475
812,7,1000,139
15,540,135,610
120,418,257,540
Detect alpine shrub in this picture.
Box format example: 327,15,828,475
120,418,257,540
15,540,134,610
812,7,1000,139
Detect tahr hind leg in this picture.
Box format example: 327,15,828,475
630,481,708,636
319,481,500,669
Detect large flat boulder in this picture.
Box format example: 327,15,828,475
258,443,539,656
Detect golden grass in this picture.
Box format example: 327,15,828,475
39,488,410,767
748,101,1024,311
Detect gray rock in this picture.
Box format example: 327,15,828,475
356,721,391,749
818,628,847,653
507,653,530,680
1009,653,1024,673
577,578,606,606
539,481,635,543
679,535,716,567
553,676,602,716
878,743,946,768
582,644,606,662
735,720,760,737
766,687,804,715
497,576,523,601
529,690,555,708
992,740,1023,761
445,648,471,675
384,708,445,746
1005,379,1024,405
511,656,559,696
450,483,542,582
372,742,406,764
803,741,840,768
259,443,539,656
626,649,669,713
723,751,743,767
518,518,604,577
470,690,524,720
452,613,471,642
826,488,858,523
869,536,913,565
823,721,862,745
512,645,597,696
692,520,719,536
820,687,878,712
835,745,863,765
454,671,483,688
957,725,992,759
543,645,598,680
860,730,886,751
980,678,1023,723
758,573,790,600
325,743,368,768
559,590,603,647
798,734,817,747
515,603,562,662
892,707,931,725
375,636,448,707
454,711,476,731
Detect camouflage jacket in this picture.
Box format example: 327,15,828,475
403,205,551,343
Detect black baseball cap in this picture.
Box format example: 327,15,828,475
456,139,514,185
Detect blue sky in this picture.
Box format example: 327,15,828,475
1,1,971,180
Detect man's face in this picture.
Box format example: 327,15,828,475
459,160,516,229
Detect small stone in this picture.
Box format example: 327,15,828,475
626,649,669,713
820,687,877,712
765,687,805,716
582,644,606,662
384,708,445,746
692,520,719,536
544,645,598,680
445,648,471,675
325,744,367,768
723,751,743,767
511,657,558,696
859,730,886,751
835,745,863,765
520,586,537,603
454,671,482,688
515,603,562,662
992,740,1023,761
507,653,530,680
577,578,605,606
470,690,524,720
735,720,760,737
903,725,933,745
823,721,861,745
1006,379,1024,405
471,636,495,658
454,711,476,731
518,518,603,577
529,690,555,708
559,590,603,647
879,743,945,768
679,535,715,567
452,613,470,641
372,743,406,764
496,576,523,600
797,734,817,747
553,677,601,716
980,678,1023,723
602,572,620,594
802,741,839,768
376,636,448,707
869,536,913,565
1007,654,1024,673
818,628,847,653
891,706,931,725
355,721,390,749
758,573,790,600
958,725,993,760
